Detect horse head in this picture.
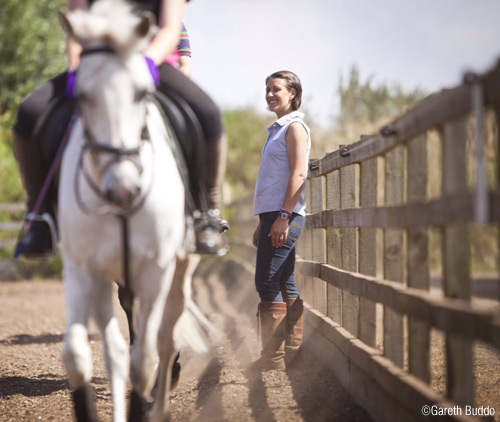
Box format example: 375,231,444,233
60,0,156,209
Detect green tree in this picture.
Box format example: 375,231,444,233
335,65,426,144
0,0,67,115
223,108,274,199
0,0,66,202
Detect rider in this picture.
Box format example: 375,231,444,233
12,0,228,257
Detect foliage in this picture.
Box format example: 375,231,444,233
222,108,274,200
0,0,67,116
0,113,23,202
0,0,67,204
334,65,426,145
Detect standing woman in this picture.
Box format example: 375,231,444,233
252,71,311,370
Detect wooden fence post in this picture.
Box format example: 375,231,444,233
326,170,342,323
359,157,377,347
299,182,314,304
441,119,474,406
310,176,327,314
496,104,500,190
340,164,358,336
383,145,405,368
407,134,430,382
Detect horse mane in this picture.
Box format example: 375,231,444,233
63,0,155,54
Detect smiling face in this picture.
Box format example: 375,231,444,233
266,77,296,118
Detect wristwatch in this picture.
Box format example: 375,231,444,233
279,209,292,220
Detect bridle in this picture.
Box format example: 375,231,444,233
74,45,154,217
73,45,160,316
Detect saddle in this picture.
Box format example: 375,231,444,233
34,90,206,219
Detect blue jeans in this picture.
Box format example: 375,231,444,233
255,212,305,302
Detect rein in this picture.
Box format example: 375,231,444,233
75,45,155,321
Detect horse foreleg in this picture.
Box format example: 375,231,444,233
129,262,176,421
93,281,129,422
150,255,193,422
62,265,98,422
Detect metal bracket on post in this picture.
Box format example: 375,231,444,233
465,72,488,225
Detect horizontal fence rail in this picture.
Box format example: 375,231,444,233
0,203,24,249
227,60,500,422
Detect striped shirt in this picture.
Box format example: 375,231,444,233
165,23,191,67
178,25,191,57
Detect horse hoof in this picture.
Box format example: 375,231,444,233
129,390,150,422
72,385,98,422
171,361,181,390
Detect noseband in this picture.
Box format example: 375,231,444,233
75,45,153,216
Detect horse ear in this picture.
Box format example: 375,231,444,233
59,10,75,38
136,11,155,38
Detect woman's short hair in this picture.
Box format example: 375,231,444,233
266,70,302,110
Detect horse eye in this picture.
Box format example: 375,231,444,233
134,89,147,102
77,92,90,103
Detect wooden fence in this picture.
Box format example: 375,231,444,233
227,60,500,422
0,203,24,250
0,203,63,280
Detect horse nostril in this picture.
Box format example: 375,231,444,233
132,185,141,198
105,188,116,203
102,164,142,208
121,186,141,209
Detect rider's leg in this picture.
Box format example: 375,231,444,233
158,64,228,255
205,132,227,214
12,74,66,258
12,131,54,257
194,132,230,252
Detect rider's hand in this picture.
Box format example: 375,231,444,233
66,69,77,100
145,56,160,86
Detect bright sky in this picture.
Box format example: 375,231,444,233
184,0,500,128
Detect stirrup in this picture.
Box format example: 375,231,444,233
219,217,230,233
14,212,58,259
202,208,230,233
194,209,229,256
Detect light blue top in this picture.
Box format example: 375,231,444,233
253,111,311,216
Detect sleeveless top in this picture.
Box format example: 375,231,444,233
89,0,161,21
253,111,311,216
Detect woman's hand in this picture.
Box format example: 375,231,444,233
269,218,289,248
252,222,261,248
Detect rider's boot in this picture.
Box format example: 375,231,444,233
12,131,55,258
194,134,229,256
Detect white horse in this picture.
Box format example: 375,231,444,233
58,1,208,421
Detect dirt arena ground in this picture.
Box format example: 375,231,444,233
0,259,375,422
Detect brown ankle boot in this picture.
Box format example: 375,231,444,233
285,298,304,367
257,302,287,371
